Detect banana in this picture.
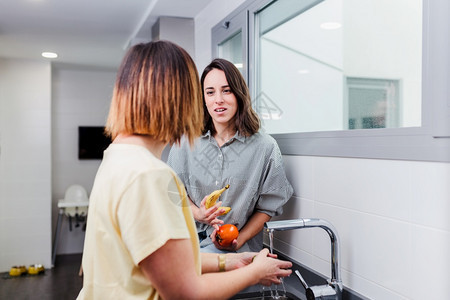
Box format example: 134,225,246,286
218,206,231,216
205,184,230,209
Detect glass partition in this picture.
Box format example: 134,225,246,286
255,0,422,134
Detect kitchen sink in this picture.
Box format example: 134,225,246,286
231,290,303,300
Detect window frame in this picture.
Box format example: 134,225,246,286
212,4,249,82
212,0,450,162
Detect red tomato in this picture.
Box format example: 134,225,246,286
215,224,239,247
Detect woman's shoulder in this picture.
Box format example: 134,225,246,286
103,144,176,183
247,131,278,148
244,132,284,162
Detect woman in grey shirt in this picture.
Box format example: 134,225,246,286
168,58,293,253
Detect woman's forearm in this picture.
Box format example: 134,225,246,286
201,252,222,273
236,212,271,249
201,252,260,274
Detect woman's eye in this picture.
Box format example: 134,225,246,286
206,91,214,96
222,89,232,95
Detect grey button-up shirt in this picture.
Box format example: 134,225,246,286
167,130,293,252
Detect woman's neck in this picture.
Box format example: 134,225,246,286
113,134,167,159
213,123,237,147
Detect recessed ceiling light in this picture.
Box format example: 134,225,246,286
41,52,58,59
297,69,310,74
320,22,342,30
234,63,243,69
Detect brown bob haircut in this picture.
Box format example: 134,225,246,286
200,58,260,137
106,40,203,145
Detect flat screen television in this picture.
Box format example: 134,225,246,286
78,126,111,159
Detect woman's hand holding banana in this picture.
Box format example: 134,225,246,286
195,197,225,227
195,185,231,227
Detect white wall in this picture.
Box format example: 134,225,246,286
153,17,195,58
51,64,116,255
0,61,116,270
0,58,52,271
197,1,450,299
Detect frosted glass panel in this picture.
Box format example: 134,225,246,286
255,0,422,134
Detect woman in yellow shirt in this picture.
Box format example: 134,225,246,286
77,40,292,300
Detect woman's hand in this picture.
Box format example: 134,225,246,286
193,196,225,227
210,227,239,251
251,248,292,286
210,212,271,251
225,251,278,270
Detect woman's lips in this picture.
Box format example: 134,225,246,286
214,107,227,112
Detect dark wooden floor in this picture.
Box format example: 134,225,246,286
0,254,83,300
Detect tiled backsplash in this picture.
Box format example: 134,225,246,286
270,155,450,300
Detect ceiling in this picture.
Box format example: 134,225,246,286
0,0,210,69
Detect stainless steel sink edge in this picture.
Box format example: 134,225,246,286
230,248,369,300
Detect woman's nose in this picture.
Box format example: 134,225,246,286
215,94,224,104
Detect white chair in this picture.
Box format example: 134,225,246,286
52,185,89,267
58,184,89,214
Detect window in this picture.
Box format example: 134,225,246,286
218,32,244,73
212,0,450,162
212,9,248,81
255,0,421,133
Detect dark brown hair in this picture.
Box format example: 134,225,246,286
200,58,260,136
106,40,203,145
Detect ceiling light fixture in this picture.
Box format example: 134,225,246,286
41,52,58,59
320,22,342,30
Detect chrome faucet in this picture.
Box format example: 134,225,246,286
265,218,343,300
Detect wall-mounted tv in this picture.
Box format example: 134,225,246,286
78,126,112,160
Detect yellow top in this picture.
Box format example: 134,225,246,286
77,144,200,300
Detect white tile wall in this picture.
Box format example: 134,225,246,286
270,155,450,300
410,162,450,231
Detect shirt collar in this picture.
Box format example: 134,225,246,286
201,130,246,143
